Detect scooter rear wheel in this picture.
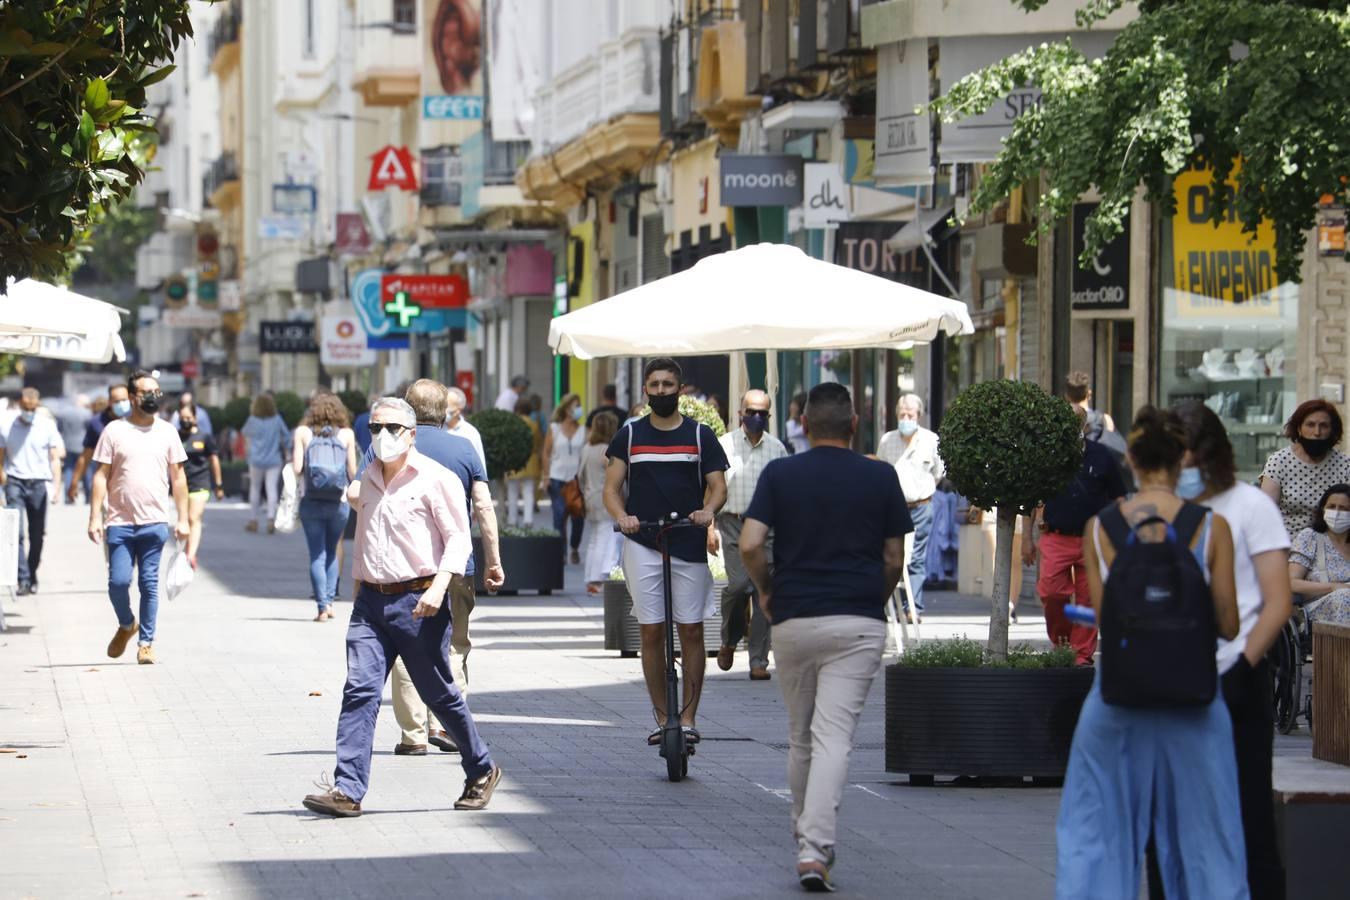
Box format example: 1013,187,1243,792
662,728,686,782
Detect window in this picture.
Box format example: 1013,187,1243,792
421,146,462,207
393,0,416,28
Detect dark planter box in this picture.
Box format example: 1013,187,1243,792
885,665,1094,782
602,578,725,658
220,466,249,500
472,535,564,595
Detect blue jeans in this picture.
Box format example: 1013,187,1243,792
334,586,494,801
61,452,82,499
106,523,169,645
300,499,347,612
904,500,933,613
5,477,48,587
548,478,585,550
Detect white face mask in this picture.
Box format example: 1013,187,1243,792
372,428,410,463
1326,510,1350,534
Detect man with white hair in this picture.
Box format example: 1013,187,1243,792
445,386,486,471
876,393,944,622
303,397,502,817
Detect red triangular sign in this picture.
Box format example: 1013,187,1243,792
368,145,418,192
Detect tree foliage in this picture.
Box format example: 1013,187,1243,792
931,0,1350,283
0,0,193,287
468,408,535,480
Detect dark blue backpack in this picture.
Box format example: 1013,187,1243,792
304,427,349,501
1098,502,1218,708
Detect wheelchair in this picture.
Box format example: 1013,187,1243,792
1270,604,1313,735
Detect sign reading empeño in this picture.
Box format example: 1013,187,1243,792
1172,162,1278,306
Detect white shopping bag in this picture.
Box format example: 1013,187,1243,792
160,537,194,602
274,466,300,534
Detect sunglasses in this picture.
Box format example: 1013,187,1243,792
368,422,409,436
743,408,771,416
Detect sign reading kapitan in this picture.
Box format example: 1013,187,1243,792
720,154,804,207
1172,163,1277,305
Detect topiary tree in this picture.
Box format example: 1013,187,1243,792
938,380,1083,660
221,396,251,431
273,390,304,429
338,389,368,422
468,408,534,480
639,394,726,437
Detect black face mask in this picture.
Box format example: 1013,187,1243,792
179,423,195,437
647,392,679,418
1300,435,1335,459
139,391,162,413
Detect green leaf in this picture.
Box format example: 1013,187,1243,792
78,110,95,146
138,65,177,88
84,78,110,110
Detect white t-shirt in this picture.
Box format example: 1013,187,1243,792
1206,482,1290,674
447,418,487,471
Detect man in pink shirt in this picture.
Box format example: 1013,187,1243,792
88,371,190,665
303,398,502,818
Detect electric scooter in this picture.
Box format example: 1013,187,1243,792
617,513,698,782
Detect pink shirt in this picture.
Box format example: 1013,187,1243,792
353,447,471,584
93,418,187,527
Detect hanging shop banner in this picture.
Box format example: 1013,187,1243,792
874,40,931,187
1171,162,1278,309
350,268,464,344
422,0,483,120
320,314,377,368
335,213,371,255
485,0,543,140
259,321,318,354
833,222,928,289
1071,203,1131,312
719,154,804,207
379,273,469,309
368,146,419,192
938,32,1115,164
801,163,851,228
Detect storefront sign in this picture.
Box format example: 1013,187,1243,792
162,308,223,329
351,268,464,340
422,0,484,119
423,95,484,119
802,163,851,228
833,222,928,288
379,274,469,309
1171,163,1277,305
259,321,318,354
367,145,419,192
258,215,306,240
320,315,377,368
719,154,804,207
875,40,931,186
1319,216,1346,257
1071,203,1131,312
335,213,371,255
505,243,554,295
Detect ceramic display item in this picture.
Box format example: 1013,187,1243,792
1200,348,1232,379
1234,348,1263,377
1267,348,1286,376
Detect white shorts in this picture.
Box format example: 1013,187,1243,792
622,539,715,625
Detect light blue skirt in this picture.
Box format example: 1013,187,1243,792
1055,674,1249,900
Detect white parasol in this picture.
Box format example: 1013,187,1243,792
0,279,128,364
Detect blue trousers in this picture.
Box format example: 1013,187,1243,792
106,523,169,645
5,477,48,587
903,500,933,613
333,585,493,802
300,499,347,612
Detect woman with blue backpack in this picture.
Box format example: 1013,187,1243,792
291,392,358,621
1056,407,1246,900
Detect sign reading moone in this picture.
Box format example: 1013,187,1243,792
719,154,804,207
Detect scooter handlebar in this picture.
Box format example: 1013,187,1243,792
613,516,696,532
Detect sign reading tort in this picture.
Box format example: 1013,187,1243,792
1171,162,1278,305
1071,203,1131,312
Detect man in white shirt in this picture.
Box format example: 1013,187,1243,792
876,394,944,622
494,375,528,413
445,386,487,470
715,389,788,679
0,388,65,594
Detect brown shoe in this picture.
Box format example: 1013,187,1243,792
454,765,503,810
717,645,735,671
244,520,258,533
393,743,427,756
302,787,362,818
136,644,155,665
428,730,459,753
107,621,137,658
749,667,771,681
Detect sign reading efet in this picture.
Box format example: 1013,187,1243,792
379,274,469,309
720,154,804,207
259,321,318,354
320,315,376,368
1172,162,1277,305
1071,203,1131,312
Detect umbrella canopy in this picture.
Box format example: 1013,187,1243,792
548,242,973,360
0,280,127,363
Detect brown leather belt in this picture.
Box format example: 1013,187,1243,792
359,576,436,595
908,497,931,510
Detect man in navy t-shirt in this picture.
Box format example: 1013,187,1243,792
353,379,503,756
604,357,728,747
739,382,911,891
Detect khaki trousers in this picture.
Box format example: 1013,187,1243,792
773,615,887,865
391,575,475,745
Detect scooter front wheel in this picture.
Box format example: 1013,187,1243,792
661,727,686,782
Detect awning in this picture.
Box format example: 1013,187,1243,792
0,280,128,364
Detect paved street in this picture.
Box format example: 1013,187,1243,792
2,504,1087,898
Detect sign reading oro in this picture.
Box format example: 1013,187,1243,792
1171,163,1278,306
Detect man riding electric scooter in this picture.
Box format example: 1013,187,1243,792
604,358,728,765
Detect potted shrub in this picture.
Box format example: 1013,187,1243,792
273,390,304,429
604,554,726,658
886,639,1092,784
639,395,726,437
467,408,533,479
338,390,368,423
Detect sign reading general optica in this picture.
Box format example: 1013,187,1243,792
1071,203,1131,312
1171,162,1277,305
719,154,804,207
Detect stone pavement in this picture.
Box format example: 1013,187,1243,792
0,502,1298,899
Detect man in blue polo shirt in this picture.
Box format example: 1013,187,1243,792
67,383,131,503
352,379,503,755
740,382,911,892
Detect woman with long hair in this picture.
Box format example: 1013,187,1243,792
177,405,224,569
1056,407,1245,899
1260,398,1350,538
539,393,586,563
578,411,620,593
242,393,290,533
291,392,358,621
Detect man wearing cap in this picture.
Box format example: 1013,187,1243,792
303,397,502,817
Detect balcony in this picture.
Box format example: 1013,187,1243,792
209,2,241,77
692,20,760,144
202,152,240,211
352,17,419,107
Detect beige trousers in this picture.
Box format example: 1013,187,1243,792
773,615,887,865
391,575,475,745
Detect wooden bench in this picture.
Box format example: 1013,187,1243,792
1313,622,1350,765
